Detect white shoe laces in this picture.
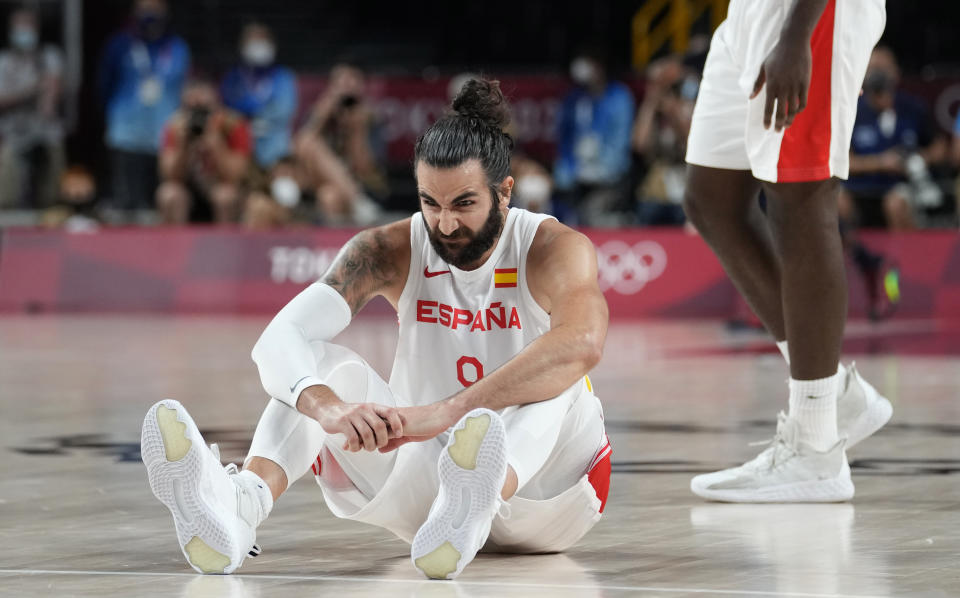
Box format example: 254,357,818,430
747,412,800,472
208,443,261,558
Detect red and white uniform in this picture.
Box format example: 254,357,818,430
685,0,886,182
247,208,610,552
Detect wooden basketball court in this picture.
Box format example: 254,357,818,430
1,315,957,597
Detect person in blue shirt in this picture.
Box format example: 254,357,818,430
841,47,940,230
98,0,190,215
221,22,297,171
554,46,634,226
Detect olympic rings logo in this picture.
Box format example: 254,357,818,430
595,240,668,295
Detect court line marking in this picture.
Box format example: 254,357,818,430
0,568,890,597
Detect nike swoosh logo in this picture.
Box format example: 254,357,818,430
424,267,452,278
290,376,310,394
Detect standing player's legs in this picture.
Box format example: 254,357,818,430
763,179,847,381
683,166,783,340
683,17,787,343
684,0,890,502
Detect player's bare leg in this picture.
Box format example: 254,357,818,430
685,164,891,451
683,165,785,340
245,457,288,501
700,179,854,499
685,172,892,501
764,179,846,379
501,466,518,500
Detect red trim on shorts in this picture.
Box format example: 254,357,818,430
587,436,612,514
776,0,836,182
310,454,322,476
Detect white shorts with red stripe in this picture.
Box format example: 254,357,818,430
685,0,885,183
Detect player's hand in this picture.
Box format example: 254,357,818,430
297,386,403,452
751,39,812,132
378,401,461,453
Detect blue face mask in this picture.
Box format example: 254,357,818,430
10,27,36,51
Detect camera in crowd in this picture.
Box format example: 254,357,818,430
187,106,211,138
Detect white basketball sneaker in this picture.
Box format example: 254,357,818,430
411,408,509,580
837,362,893,449
691,412,855,503
141,399,269,574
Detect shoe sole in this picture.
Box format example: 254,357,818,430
411,410,506,580
141,400,242,574
692,466,855,503
844,383,893,450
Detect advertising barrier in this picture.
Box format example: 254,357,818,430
1,227,958,319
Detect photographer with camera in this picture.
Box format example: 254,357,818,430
294,62,389,224
156,79,252,224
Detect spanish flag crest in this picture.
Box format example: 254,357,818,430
494,268,518,288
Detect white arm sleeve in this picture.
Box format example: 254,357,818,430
251,282,352,408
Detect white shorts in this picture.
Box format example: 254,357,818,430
685,0,885,183
246,342,611,553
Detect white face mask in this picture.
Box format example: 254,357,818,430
10,27,37,51
514,174,551,210
271,176,300,207
570,58,596,85
243,40,275,67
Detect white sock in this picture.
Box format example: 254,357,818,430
236,469,274,526
776,340,790,364
788,372,840,452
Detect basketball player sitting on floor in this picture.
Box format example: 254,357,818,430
140,79,612,579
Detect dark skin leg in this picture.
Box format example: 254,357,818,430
763,178,846,379
684,167,846,380
683,166,786,341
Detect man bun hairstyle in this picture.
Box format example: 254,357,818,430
414,78,514,189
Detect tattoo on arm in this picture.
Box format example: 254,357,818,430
322,229,398,315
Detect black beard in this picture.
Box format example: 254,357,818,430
425,198,504,269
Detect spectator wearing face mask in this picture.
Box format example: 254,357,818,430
0,7,65,209
842,47,946,230
243,154,301,229
554,45,634,226
98,0,190,216
221,22,297,171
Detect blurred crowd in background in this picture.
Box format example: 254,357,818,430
0,0,958,234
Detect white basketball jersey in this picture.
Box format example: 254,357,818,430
388,208,556,406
